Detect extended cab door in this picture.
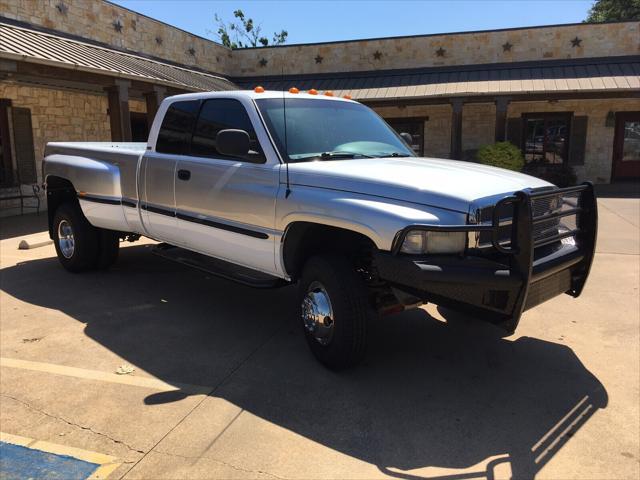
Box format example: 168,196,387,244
140,100,200,245
174,97,280,275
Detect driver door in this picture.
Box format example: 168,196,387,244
174,98,280,275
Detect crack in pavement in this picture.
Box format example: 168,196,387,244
598,201,640,228
0,393,146,454
151,449,287,480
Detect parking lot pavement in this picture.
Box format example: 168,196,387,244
0,195,638,480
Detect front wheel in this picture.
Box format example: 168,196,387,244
299,254,373,370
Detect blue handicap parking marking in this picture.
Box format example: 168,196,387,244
0,441,99,480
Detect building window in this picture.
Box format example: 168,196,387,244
386,117,426,156
522,113,571,166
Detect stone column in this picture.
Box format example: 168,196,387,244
105,80,132,142
144,85,167,129
450,98,464,160
495,97,510,142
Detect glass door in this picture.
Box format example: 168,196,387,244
612,112,640,181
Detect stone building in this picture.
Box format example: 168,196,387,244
0,0,638,214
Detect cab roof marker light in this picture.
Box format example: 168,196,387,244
254,86,265,93
324,91,334,97
343,95,352,100
308,88,318,95
289,87,299,94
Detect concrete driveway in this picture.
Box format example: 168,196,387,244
0,194,638,480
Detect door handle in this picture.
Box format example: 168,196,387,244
177,169,191,181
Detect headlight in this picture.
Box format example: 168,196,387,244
400,230,467,255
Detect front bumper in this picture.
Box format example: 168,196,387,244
374,183,597,333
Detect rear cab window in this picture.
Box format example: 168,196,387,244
156,100,200,155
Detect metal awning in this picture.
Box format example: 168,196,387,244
0,20,237,92
235,56,640,101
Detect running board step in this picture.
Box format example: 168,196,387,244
152,243,287,289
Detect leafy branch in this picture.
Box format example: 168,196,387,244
214,9,288,49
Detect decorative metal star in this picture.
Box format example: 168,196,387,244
435,47,446,57
314,54,323,64
571,36,582,47
188,47,196,56
112,20,123,33
502,42,513,52
373,50,383,60
55,2,68,14
155,36,163,45
259,58,268,67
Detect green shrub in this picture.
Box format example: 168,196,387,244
476,142,525,172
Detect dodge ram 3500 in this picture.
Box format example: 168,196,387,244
43,90,597,369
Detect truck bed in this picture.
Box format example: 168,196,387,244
44,141,148,233
46,142,147,154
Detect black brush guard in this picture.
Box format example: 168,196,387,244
374,183,598,333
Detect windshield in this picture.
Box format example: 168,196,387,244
255,98,415,162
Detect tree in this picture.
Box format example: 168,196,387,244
584,0,640,22
214,9,288,49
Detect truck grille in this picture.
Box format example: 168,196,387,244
474,189,581,252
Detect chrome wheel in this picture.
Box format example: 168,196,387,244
57,219,75,259
302,281,335,346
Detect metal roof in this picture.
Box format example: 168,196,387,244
235,56,640,101
0,21,237,92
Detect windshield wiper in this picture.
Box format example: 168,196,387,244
378,152,412,158
294,151,375,162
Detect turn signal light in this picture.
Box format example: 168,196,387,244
289,87,300,94
324,91,334,97
308,88,318,95
254,86,265,93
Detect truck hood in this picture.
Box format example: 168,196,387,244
287,157,553,213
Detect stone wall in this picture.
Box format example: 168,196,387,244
232,21,639,76
0,0,231,74
462,103,496,158
129,98,147,114
1,1,637,79
0,83,111,186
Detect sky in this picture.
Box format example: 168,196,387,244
111,0,595,46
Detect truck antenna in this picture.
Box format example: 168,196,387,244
282,63,291,199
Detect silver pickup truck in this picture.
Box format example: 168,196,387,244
43,90,597,369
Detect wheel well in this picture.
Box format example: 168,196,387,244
282,222,376,280
45,176,77,238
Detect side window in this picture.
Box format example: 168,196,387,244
156,100,200,155
191,99,264,162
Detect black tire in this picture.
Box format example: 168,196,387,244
298,254,373,370
52,202,100,272
95,229,120,269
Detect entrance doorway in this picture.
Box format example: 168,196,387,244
612,112,640,181
130,112,149,142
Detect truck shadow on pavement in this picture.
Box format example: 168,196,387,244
1,244,608,479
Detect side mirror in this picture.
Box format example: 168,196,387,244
216,129,250,157
399,132,413,145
